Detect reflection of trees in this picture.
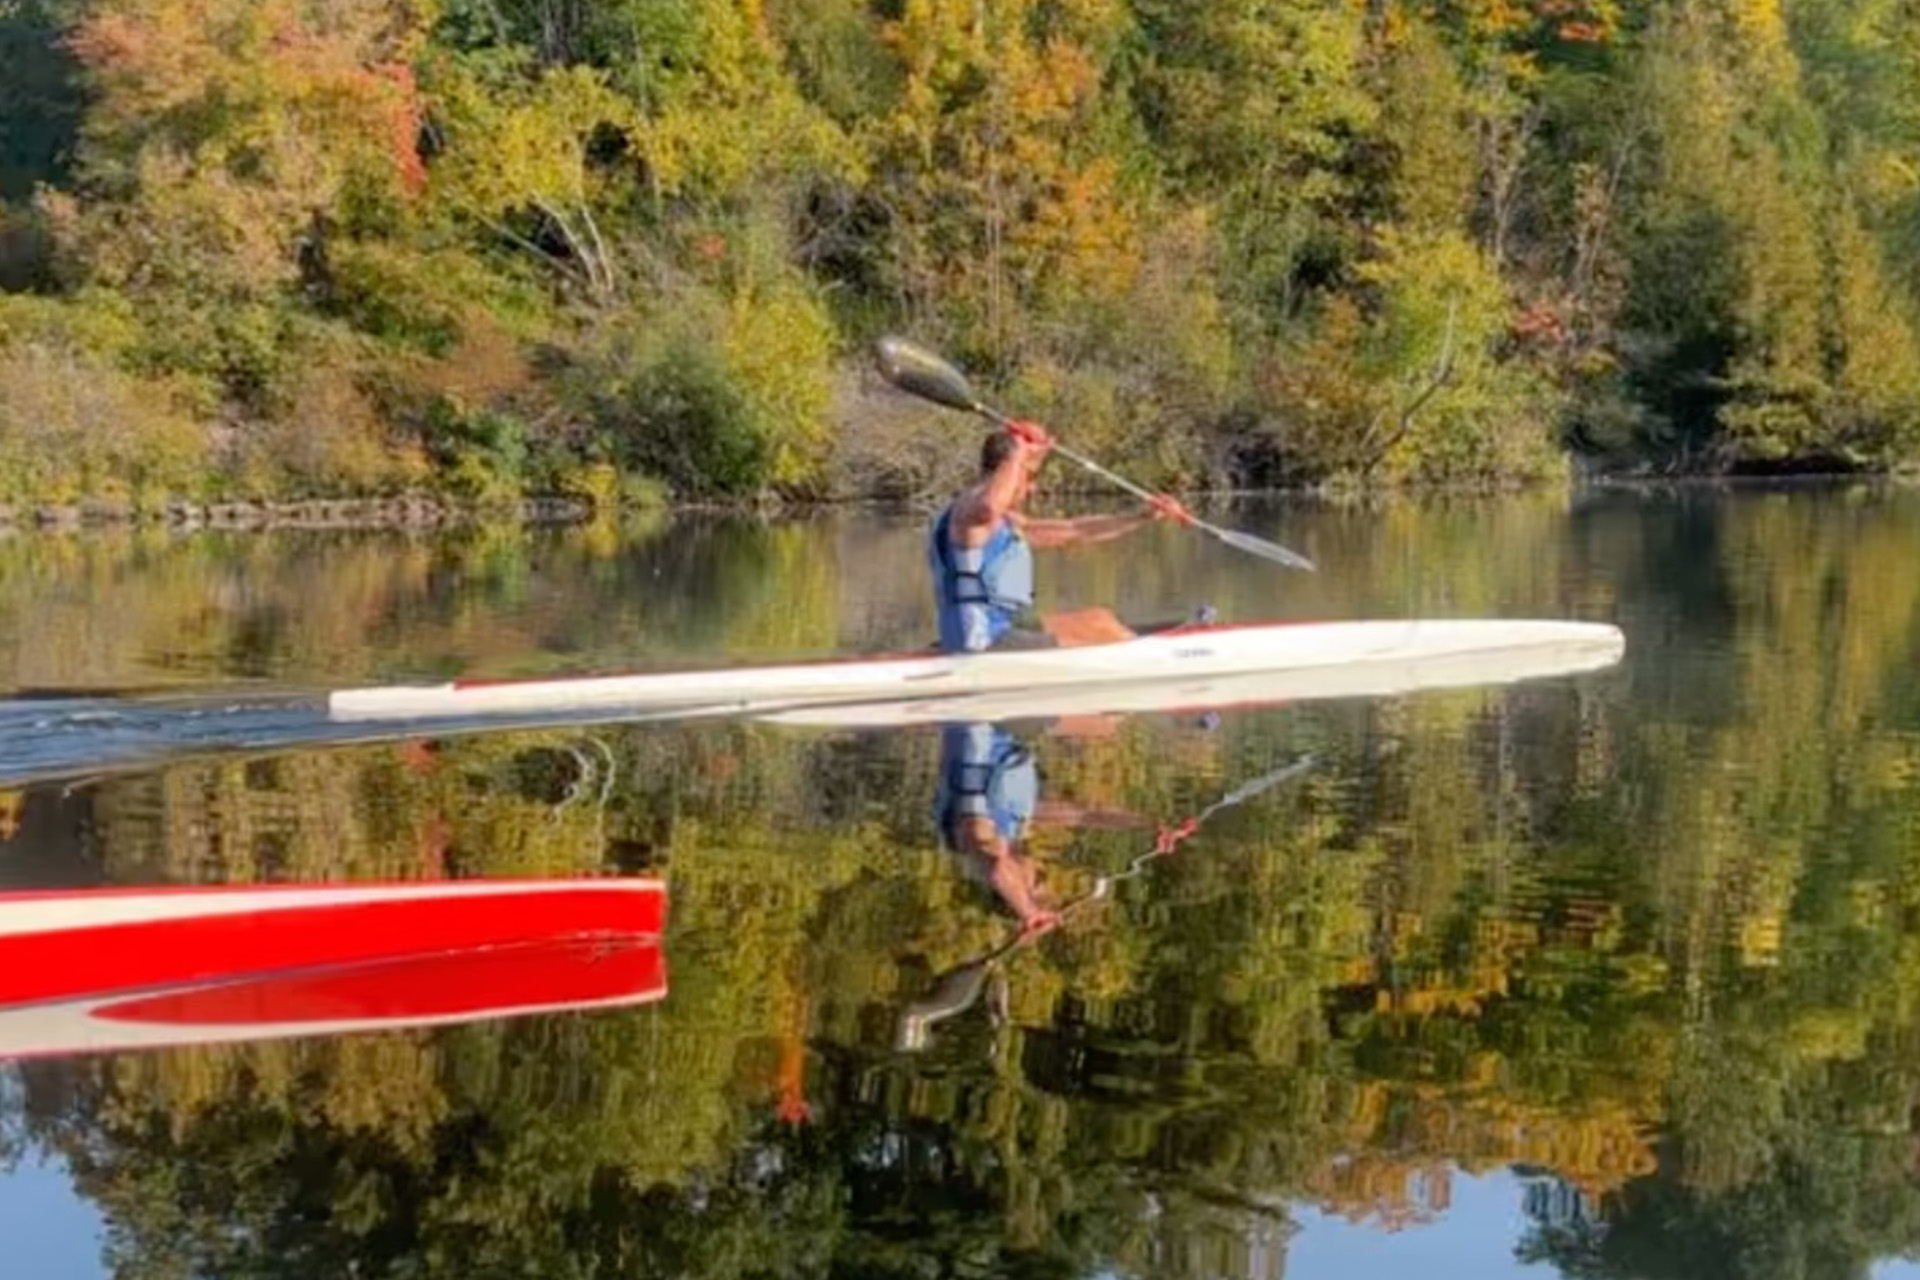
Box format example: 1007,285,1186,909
9,492,1920,1276
1521,1108,1920,1280
0,513,857,691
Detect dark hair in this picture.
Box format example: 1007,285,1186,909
980,430,1019,476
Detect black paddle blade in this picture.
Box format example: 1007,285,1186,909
874,335,983,414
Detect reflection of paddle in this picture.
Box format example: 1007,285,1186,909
873,335,1315,572
895,751,1318,1052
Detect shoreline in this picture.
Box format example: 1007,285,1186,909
0,471,1906,535
0,496,600,532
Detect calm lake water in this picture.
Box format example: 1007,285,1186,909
1,487,1919,1279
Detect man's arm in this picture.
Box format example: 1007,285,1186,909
952,439,1046,536
1013,510,1154,549
1030,799,1153,831
1015,491,1192,548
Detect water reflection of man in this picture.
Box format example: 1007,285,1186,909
936,721,1059,936
934,721,1151,937
909,719,1161,1053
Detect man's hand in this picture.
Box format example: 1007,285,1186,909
1018,909,1061,939
1146,493,1194,525
1005,419,1054,456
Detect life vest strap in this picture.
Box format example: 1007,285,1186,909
932,508,1028,611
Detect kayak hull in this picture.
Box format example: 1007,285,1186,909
763,632,1626,728
327,619,1626,722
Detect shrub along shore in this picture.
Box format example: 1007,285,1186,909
4,1,1920,513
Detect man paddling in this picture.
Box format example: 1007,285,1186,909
930,423,1187,652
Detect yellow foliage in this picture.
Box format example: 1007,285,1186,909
0,339,208,502
875,0,1144,349
62,0,431,293
424,61,635,227
720,282,837,489
629,0,856,199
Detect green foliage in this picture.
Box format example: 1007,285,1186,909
319,240,541,355
1267,230,1559,483
0,286,143,356
573,270,837,497
1372,20,1479,236
0,0,85,201
626,0,857,204
0,335,208,503
0,204,55,294
586,331,771,498
427,401,534,504
420,52,635,298
718,279,838,488
1133,0,1376,329
765,0,901,125
8,0,1920,502
1605,0,1920,468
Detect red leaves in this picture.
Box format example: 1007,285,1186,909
66,0,430,199
64,11,144,72
378,62,427,196
1512,299,1572,349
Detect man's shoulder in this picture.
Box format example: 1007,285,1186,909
945,484,990,528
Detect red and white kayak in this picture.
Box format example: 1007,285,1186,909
0,934,666,1060
327,619,1625,722
0,878,667,1059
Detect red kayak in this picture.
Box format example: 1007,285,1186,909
0,878,667,1058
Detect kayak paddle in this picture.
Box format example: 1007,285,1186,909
894,750,1318,1051
874,335,1316,572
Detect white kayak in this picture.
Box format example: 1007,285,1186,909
328,619,1625,722
763,631,1626,728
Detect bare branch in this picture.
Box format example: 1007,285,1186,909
529,194,608,300
578,200,617,295
1361,296,1463,473
1482,104,1543,269
482,215,589,288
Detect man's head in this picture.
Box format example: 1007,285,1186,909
980,430,1044,504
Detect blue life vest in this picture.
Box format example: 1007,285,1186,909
929,504,1034,653
934,722,1038,848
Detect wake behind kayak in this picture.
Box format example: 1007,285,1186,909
0,689,716,789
